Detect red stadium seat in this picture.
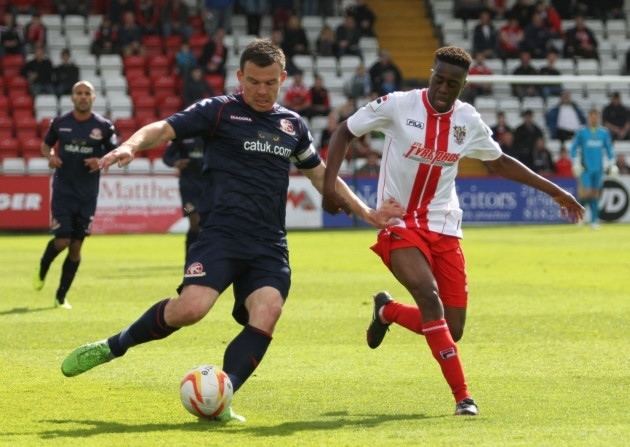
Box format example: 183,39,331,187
20,136,42,159
205,74,225,95
147,55,171,78
164,35,183,55
189,33,208,58
15,115,37,133
142,35,163,56
0,95,9,112
123,55,146,72
114,117,137,141
125,68,146,81
6,76,29,92
39,117,52,137
1,54,25,72
127,76,151,96
0,78,5,95
0,115,14,135
0,137,20,159
13,109,35,121
135,113,157,128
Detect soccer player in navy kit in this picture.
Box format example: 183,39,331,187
162,136,205,254
33,80,117,309
61,40,404,421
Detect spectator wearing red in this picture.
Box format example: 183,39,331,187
554,146,573,177
531,137,555,175
307,74,331,118
498,15,523,59
491,111,513,147
24,13,47,53
200,27,228,79
464,52,493,102
283,70,311,115
534,0,561,37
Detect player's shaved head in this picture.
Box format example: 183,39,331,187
434,46,472,71
240,39,286,71
72,80,96,95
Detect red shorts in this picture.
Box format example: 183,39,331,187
370,226,468,308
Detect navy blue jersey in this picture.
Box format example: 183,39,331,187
162,136,205,178
44,112,117,200
166,94,321,242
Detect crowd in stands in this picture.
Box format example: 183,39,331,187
448,0,630,176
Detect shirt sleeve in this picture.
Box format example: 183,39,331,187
346,93,396,137
43,117,58,147
162,141,179,167
463,111,503,161
290,116,320,169
604,129,614,161
166,97,222,139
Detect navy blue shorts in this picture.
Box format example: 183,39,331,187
51,192,96,240
177,230,291,325
179,176,204,216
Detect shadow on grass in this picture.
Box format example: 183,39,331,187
0,306,53,316
5,412,441,440
100,265,181,280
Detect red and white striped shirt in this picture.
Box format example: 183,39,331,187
347,89,502,238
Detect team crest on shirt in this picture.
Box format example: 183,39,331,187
453,125,466,145
184,262,206,278
279,119,296,135
89,128,103,140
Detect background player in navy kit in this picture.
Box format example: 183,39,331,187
162,136,205,255
61,39,404,421
33,80,117,309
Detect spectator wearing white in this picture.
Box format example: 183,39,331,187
545,90,586,143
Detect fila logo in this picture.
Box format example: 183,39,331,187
439,347,457,360
406,119,424,129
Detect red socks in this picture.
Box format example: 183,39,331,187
422,319,469,402
381,301,424,334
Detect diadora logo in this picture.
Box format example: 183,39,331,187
59,128,72,132
406,119,424,129
243,140,292,158
230,114,252,122
403,142,459,166
184,262,206,278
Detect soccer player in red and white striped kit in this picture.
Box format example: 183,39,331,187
322,46,585,416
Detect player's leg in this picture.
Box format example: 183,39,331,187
54,238,83,308
61,284,219,377
34,237,70,290
390,247,477,415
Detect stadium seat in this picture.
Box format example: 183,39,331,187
10,94,34,114
124,55,146,74
21,137,42,159
315,56,338,76
153,74,177,94
7,76,29,92
0,95,8,111
189,33,208,58
27,157,51,174
576,59,599,75
164,35,183,55
99,54,123,73
142,35,164,56
293,55,314,73
1,157,26,174
65,15,86,34
339,55,362,74
115,117,137,140
39,118,52,136
41,14,62,32
0,137,19,159
128,76,152,96
205,74,225,94
147,55,172,78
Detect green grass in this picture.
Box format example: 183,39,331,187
1,225,629,446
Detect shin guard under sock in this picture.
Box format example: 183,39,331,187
382,301,424,334
223,325,272,392
107,299,180,357
422,319,469,402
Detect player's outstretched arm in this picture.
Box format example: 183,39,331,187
484,154,585,222
302,162,404,228
99,120,176,171
322,120,354,214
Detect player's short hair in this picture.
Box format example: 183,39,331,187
240,39,286,71
434,46,472,71
72,80,96,94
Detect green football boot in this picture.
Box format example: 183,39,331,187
61,340,114,377
215,406,246,423
33,269,44,291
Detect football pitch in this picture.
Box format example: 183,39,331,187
1,225,629,446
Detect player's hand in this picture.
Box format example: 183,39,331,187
552,189,585,223
365,199,405,228
99,145,134,172
84,157,100,173
322,189,352,215
48,154,62,169
174,159,190,169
